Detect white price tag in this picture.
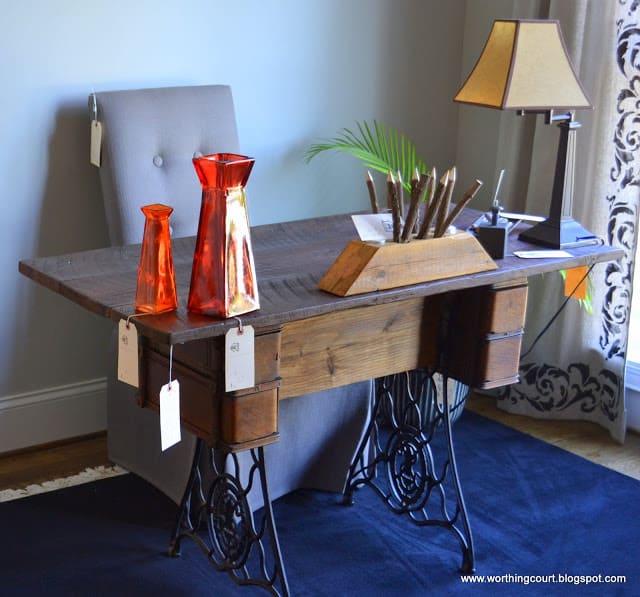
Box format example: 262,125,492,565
117,319,139,387
514,250,572,259
160,380,181,451
90,120,102,167
225,325,255,392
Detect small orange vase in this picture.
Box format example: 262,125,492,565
188,153,260,318
134,204,178,314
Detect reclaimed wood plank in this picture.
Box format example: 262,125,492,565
279,296,441,398
19,210,623,345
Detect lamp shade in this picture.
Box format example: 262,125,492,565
454,19,592,111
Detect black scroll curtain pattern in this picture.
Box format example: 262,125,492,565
498,0,640,442
603,2,640,359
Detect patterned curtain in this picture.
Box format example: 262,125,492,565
496,0,640,442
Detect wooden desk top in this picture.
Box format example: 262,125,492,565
19,210,622,345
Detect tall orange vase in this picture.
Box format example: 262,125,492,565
135,203,178,313
188,153,260,318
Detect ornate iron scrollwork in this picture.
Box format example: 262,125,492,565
387,430,428,507
209,473,252,567
344,370,474,574
169,442,290,596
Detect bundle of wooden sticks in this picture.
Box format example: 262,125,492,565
365,167,483,243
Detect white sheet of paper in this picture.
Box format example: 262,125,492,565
225,325,255,392
160,380,181,451
501,211,545,222
351,213,397,241
117,319,139,387
514,250,573,259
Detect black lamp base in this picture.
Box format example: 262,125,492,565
516,113,602,250
518,216,600,249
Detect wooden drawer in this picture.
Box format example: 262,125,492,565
142,348,219,445
139,328,282,451
221,382,279,448
475,334,526,389
480,281,528,334
160,327,281,386
446,279,528,389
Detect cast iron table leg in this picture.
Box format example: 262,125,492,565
169,440,290,596
343,370,475,574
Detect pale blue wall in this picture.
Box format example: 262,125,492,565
0,0,465,438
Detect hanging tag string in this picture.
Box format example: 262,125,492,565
233,316,244,334
168,344,173,390
126,311,159,329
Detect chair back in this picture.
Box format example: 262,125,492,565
93,85,240,245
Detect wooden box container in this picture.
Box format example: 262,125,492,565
318,231,497,296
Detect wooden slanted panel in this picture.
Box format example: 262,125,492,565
318,233,497,297
316,241,379,296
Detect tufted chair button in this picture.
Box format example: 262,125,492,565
153,155,164,167
193,151,203,159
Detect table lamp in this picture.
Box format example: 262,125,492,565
454,19,597,249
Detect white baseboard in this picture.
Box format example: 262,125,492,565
626,361,640,433
0,378,107,453
1,369,636,451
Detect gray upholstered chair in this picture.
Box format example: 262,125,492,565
92,85,372,505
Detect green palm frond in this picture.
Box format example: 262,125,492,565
305,120,428,192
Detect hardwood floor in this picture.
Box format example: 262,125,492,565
0,432,111,491
1,394,639,493
466,393,640,481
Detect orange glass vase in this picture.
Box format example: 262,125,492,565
188,153,260,318
134,204,178,313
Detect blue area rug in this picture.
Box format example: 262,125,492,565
1,411,637,596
